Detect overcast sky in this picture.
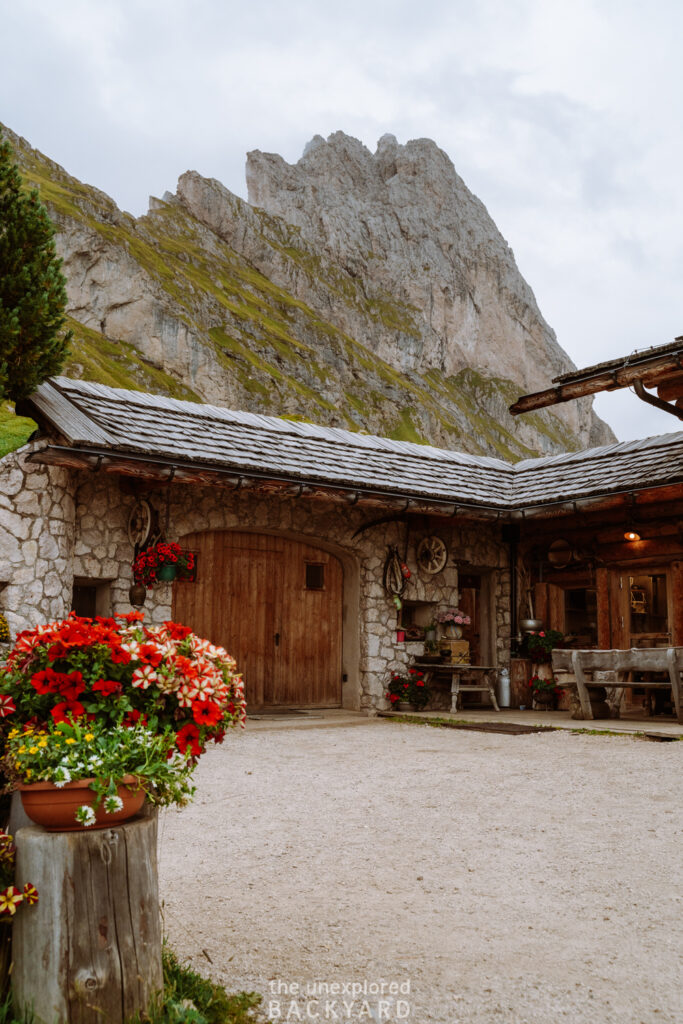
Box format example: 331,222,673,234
2,0,681,442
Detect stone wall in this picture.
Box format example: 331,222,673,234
1,458,510,710
71,473,510,710
0,443,75,642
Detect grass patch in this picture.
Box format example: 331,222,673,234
0,407,37,459
133,945,267,1024
65,319,201,401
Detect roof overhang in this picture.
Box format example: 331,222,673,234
28,442,683,523
510,338,683,417
27,443,505,520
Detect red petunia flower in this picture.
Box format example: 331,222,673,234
163,622,193,641
122,709,148,728
92,678,121,697
58,671,85,701
175,722,203,757
51,700,85,724
0,886,24,916
0,695,15,718
109,646,131,665
22,883,39,906
47,641,70,661
191,700,223,727
31,669,60,695
138,643,163,667
116,611,145,623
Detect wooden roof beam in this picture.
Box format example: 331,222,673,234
510,351,683,414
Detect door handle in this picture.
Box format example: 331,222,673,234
274,632,280,647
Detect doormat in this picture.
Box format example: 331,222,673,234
247,709,324,719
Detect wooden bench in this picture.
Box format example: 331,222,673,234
551,648,683,722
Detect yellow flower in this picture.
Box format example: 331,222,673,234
84,734,94,742
25,769,32,778
28,747,38,755
37,740,48,748
8,729,18,739
64,738,76,746
18,746,26,754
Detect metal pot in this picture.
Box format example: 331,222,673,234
520,618,543,632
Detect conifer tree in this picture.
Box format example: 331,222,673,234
0,138,71,402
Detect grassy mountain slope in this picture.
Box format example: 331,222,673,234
1,124,587,461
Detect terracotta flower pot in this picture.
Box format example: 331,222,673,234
17,776,145,832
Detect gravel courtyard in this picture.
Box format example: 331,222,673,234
158,719,682,1024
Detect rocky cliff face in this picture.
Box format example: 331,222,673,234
2,124,614,459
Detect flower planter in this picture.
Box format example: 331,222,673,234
444,624,463,639
18,776,145,832
157,563,177,582
532,689,555,711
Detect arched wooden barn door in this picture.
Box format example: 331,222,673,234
172,532,343,711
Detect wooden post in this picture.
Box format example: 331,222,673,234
510,658,532,707
671,561,683,647
595,568,611,648
12,814,162,1024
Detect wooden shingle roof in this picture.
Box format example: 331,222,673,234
25,378,683,516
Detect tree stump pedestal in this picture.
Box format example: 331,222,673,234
12,812,162,1023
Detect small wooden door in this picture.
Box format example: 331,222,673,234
172,532,343,711
607,568,672,649
607,568,672,712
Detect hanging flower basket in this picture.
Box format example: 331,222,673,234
133,542,195,587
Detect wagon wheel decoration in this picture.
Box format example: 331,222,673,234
416,535,448,575
127,500,153,552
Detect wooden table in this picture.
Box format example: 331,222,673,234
412,661,500,713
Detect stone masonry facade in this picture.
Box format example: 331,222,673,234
1,444,510,710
